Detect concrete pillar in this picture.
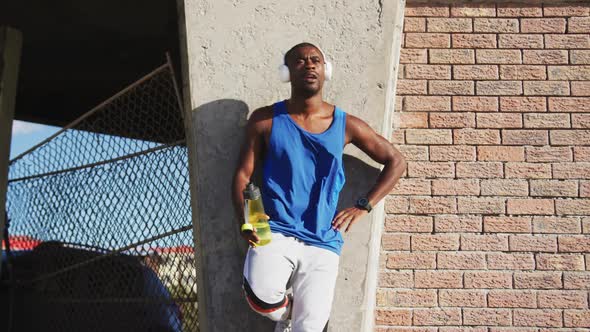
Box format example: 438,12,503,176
177,1,405,330
0,27,23,276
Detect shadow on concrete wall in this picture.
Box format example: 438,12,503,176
189,99,380,332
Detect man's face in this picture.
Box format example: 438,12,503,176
286,45,325,95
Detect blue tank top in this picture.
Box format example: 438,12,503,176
262,100,346,255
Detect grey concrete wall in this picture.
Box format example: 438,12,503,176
178,1,405,331
0,27,22,276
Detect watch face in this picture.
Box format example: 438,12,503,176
357,198,368,206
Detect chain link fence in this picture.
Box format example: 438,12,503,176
2,61,198,332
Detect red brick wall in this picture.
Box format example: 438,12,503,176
380,1,590,330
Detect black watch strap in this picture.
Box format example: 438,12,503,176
356,197,373,213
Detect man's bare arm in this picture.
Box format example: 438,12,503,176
332,115,407,232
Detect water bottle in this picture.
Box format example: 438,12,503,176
243,183,271,246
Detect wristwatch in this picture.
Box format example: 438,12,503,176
356,197,373,213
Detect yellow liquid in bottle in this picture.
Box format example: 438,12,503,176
247,199,272,246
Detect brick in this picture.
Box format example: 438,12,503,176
551,130,590,146
375,309,412,326
515,271,562,289
387,252,436,269
543,5,590,17
488,290,537,308
530,180,578,197
453,96,498,112
545,35,590,49
406,129,452,145
399,112,428,128
454,65,498,80
454,129,501,145
406,4,450,17
573,114,590,128
413,308,461,326
572,82,590,96
559,236,590,253
501,65,546,80
406,64,451,79
499,34,544,48
477,113,522,128
405,33,451,48
430,113,476,129
497,4,542,17
523,50,568,64
548,66,590,80
404,17,426,32
524,113,570,129
475,18,519,33
564,310,590,328
582,181,590,197
527,147,572,163
481,179,528,196
385,196,409,214
441,328,487,332
438,252,486,270
391,289,438,307
408,161,455,178
571,50,590,65
553,163,590,179
385,215,433,232
410,196,457,214
524,81,570,96
405,96,451,112
391,178,431,195
457,162,503,178
382,233,411,251
451,4,496,17
463,308,511,326
478,146,524,161
465,271,512,289
458,197,505,214
510,234,557,251
400,49,428,64
501,97,547,112
412,234,460,251
439,290,486,307
435,47,476,65
537,254,585,271
570,17,590,33
564,272,590,289
508,198,555,215
429,80,474,95
396,80,428,95
521,18,566,33
574,147,590,161
477,50,522,64
503,130,549,145
432,179,480,196
487,253,535,270
462,234,509,251
379,271,413,288
415,270,462,289
505,162,551,179
427,18,472,32
397,145,429,161
556,199,590,215
435,215,482,233
513,309,562,327
484,216,532,233
549,97,590,112
452,34,497,48
395,97,403,113
430,145,476,161
477,80,523,96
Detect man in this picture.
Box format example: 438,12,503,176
232,42,406,332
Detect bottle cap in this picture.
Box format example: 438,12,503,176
243,183,261,200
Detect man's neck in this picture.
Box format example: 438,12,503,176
288,94,324,115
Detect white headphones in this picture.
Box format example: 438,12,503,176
278,45,333,83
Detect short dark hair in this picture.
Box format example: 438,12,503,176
284,42,323,65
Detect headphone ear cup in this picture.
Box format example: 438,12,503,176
324,61,333,81
278,64,291,83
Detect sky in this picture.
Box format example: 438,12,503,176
10,120,62,160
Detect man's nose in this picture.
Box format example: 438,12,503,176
304,59,315,68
